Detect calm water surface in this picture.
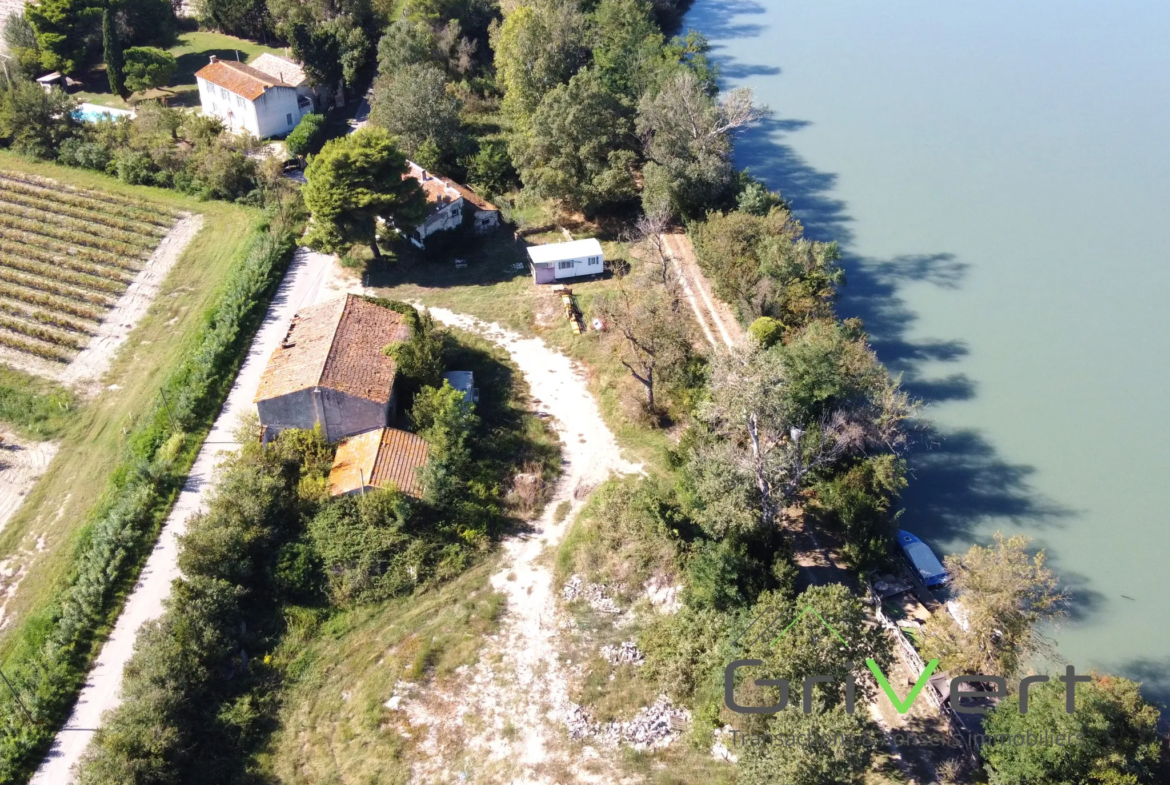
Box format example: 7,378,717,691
684,0,1170,698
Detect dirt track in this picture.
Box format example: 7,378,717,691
395,306,641,784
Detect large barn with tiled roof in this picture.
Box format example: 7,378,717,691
254,295,412,442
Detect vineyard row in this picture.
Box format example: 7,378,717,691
0,210,153,257
0,172,180,226
0,194,165,248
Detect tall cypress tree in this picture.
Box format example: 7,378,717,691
103,7,127,99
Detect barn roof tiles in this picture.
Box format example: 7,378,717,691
254,295,411,404
329,427,429,498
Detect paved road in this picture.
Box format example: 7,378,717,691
31,248,335,785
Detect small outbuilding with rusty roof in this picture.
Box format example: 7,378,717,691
329,427,429,498
254,294,412,442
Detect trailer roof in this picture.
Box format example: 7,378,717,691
526,238,604,265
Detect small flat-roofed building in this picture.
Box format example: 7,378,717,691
329,427,429,498
527,239,605,283
254,295,411,442
442,371,479,404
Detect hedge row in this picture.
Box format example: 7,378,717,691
0,226,295,784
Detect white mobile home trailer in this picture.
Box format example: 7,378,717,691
527,239,604,284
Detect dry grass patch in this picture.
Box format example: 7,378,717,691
261,558,505,784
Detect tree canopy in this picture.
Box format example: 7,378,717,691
982,675,1163,785
490,0,589,121
302,127,428,259
370,61,465,169
921,533,1066,679
509,67,637,212
122,46,177,93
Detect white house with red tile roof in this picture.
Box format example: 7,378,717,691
254,295,412,442
194,55,312,139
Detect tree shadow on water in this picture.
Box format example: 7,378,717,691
719,63,1079,562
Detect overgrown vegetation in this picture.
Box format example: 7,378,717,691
0,367,75,439
74,315,559,782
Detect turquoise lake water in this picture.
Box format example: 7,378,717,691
684,0,1170,701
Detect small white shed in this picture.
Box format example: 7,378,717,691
527,239,605,284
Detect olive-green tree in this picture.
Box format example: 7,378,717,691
920,533,1066,680
369,61,465,167
302,127,427,260
510,67,637,212
490,0,588,121
982,675,1162,785
122,46,176,93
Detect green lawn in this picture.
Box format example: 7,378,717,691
72,31,285,109
0,151,262,659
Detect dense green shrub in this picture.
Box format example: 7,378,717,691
747,315,783,347
982,675,1162,785
283,112,326,158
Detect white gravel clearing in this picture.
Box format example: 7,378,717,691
0,431,60,630
0,430,58,537
399,306,642,784
30,246,336,785
60,214,204,392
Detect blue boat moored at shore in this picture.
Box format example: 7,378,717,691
897,530,948,586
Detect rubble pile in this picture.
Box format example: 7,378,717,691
600,641,645,666
565,697,689,751
561,574,622,614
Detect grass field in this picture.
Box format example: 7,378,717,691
72,31,285,109
0,151,261,657
260,558,504,783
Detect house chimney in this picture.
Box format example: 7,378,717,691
209,55,218,63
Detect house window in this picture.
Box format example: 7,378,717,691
286,113,294,126
211,102,217,113
588,256,600,265
220,87,228,99
557,260,575,270
236,95,244,107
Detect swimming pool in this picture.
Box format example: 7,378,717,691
75,103,135,123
